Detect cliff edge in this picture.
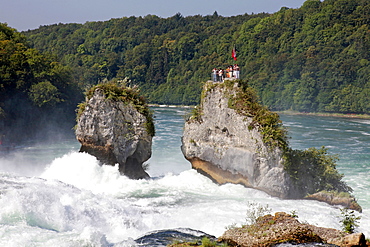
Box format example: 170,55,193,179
181,80,360,210
75,82,154,179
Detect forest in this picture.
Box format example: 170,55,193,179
0,24,81,142
1,0,370,142
23,0,370,113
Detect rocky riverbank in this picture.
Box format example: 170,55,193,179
277,110,370,119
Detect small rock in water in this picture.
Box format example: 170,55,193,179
275,243,337,247
134,228,216,247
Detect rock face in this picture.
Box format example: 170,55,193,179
181,81,361,210
75,86,153,179
181,81,298,199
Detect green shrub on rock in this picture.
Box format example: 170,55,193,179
283,146,352,195
77,80,155,137
340,208,361,234
227,80,289,149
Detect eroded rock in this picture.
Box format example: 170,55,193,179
75,84,154,179
181,80,360,210
181,81,298,198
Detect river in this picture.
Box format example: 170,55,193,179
0,107,368,246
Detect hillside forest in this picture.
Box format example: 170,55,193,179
1,0,370,142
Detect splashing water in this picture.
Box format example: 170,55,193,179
0,107,368,246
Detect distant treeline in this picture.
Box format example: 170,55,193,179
23,0,370,113
2,0,370,141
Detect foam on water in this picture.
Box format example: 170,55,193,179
39,152,369,239
0,155,369,246
0,109,369,246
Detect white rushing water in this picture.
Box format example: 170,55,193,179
0,107,369,246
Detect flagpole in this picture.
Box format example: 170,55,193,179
232,45,237,61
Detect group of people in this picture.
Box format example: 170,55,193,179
212,64,240,82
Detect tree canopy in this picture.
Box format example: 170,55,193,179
23,0,370,113
3,0,370,142
0,23,81,142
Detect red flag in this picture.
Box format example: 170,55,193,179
232,47,237,61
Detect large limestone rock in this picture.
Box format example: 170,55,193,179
181,81,360,210
75,85,153,179
181,81,298,198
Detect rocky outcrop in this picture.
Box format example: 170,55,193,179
220,212,367,247
75,84,154,179
181,81,360,210
181,81,298,199
305,191,362,213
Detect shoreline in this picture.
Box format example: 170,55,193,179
274,110,370,119
148,104,194,108
149,104,370,119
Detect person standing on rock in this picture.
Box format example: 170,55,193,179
212,68,218,82
234,64,240,79
229,65,234,78
218,68,224,82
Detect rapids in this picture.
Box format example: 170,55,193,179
0,107,368,246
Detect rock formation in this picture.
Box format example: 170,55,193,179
220,212,367,247
75,83,154,179
181,80,360,210
305,191,362,213
181,80,298,198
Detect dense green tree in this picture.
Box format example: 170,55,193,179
0,23,82,143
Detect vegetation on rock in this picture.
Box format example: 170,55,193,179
190,80,353,200
283,146,352,195
225,79,289,149
221,212,367,247
305,190,362,212
77,80,155,137
189,80,289,149
340,208,361,234
221,212,324,246
169,237,229,247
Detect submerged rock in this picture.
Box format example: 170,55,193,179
135,228,217,247
75,83,154,179
181,81,297,199
305,191,362,213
